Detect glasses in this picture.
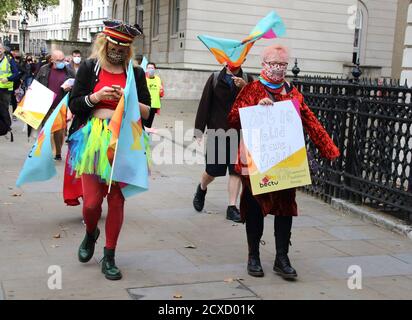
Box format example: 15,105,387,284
264,61,288,68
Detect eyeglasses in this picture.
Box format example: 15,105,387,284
264,61,288,68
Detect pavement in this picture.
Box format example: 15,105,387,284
0,100,412,300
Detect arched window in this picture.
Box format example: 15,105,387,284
152,0,160,37
123,0,129,24
136,0,144,27
353,1,368,65
112,1,118,19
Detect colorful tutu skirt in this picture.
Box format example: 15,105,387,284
68,117,113,185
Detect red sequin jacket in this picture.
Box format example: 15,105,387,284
228,80,340,217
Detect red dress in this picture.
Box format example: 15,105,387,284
227,80,340,219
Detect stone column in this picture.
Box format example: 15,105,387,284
401,1,412,87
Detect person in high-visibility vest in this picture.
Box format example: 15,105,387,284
144,62,164,130
0,44,19,133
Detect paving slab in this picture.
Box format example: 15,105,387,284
128,280,257,300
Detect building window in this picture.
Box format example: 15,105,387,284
152,0,160,37
13,35,18,43
171,0,180,35
136,0,144,28
123,0,129,24
353,1,368,65
11,20,17,30
112,1,118,19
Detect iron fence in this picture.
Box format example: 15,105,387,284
292,62,412,222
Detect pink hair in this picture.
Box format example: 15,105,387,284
261,44,290,63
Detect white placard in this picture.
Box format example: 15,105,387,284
239,100,305,173
23,79,55,114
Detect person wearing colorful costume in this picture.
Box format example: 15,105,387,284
228,44,340,279
66,20,151,280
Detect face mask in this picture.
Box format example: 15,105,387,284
55,62,66,70
73,57,81,64
263,62,287,83
106,50,126,65
147,69,155,77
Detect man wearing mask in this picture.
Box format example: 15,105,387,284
193,61,254,222
144,62,164,131
69,50,82,75
36,50,75,160
0,44,19,134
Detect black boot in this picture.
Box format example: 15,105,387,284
78,227,100,263
226,206,241,222
101,247,122,280
274,218,297,279
247,234,264,277
193,184,207,212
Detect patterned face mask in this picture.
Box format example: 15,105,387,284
106,48,126,65
263,62,288,83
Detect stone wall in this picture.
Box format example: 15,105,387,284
46,40,93,58
157,68,212,100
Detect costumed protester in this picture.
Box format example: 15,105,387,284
193,11,285,222
228,44,340,279
66,19,151,280
36,50,76,160
144,62,164,131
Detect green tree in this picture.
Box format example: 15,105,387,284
0,0,59,25
1,0,83,43
69,0,82,41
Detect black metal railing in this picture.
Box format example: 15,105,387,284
291,60,412,222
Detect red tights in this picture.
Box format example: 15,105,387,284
81,174,125,250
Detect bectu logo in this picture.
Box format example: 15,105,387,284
259,175,279,188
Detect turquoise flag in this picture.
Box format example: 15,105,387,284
109,61,149,198
140,56,148,72
197,11,286,68
16,94,69,187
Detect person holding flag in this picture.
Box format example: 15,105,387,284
66,20,151,281
193,11,286,222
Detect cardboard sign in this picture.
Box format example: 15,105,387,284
239,99,312,195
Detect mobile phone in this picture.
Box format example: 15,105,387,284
112,85,121,91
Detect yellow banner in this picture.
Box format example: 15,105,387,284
247,146,311,195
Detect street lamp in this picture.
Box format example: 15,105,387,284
20,18,28,53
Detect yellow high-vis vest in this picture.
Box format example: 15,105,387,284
0,56,13,91
146,75,162,109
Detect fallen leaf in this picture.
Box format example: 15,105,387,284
1,202,13,205
184,244,197,249
231,224,238,227
224,278,234,283
173,294,183,299
53,234,61,239
12,193,22,197
51,245,60,248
